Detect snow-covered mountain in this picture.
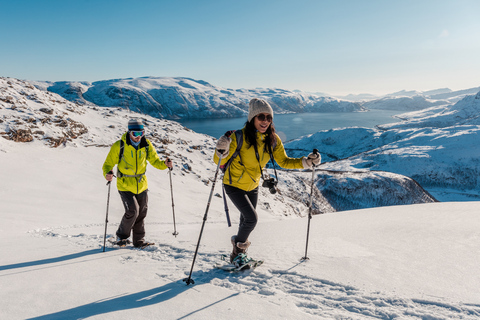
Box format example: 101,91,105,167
362,95,448,111
1,76,434,213
330,86,479,113
285,90,480,200
33,77,365,120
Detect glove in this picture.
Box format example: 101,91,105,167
165,157,173,169
302,152,321,169
215,135,231,158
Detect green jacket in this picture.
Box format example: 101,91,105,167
103,133,168,194
214,128,304,192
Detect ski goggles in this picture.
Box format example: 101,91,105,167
257,113,273,122
130,130,145,138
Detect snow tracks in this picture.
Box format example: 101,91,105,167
30,224,480,320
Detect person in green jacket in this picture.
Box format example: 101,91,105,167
103,118,173,247
214,98,321,265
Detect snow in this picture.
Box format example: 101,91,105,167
1,143,480,319
1,77,480,319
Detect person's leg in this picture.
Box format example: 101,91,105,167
132,190,148,246
225,185,258,262
116,191,139,240
226,186,258,243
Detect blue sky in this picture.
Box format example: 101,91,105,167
1,0,479,95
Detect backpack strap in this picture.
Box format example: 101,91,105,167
118,139,125,164
222,129,244,184
116,138,149,180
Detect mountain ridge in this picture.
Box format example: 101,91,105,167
33,76,365,120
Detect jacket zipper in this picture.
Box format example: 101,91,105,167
135,149,139,194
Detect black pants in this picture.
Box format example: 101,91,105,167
224,184,258,243
117,190,148,246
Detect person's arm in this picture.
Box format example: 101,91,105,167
102,141,120,179
146,140,168,170
271,135,304,169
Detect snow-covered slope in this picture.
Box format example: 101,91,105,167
34,77,365,120
1,135,479,319
286,91,480,200
382,91,480,129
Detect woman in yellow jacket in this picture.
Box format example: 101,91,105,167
103,118,173,248
214,98,320,265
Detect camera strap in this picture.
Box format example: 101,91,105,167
253,141,278,183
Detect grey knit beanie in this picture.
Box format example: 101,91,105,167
128,118,144,131
247,98,274,122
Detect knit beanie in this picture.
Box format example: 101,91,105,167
128,118,144,131
248,98,274,122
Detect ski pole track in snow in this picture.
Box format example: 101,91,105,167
27,224,480,319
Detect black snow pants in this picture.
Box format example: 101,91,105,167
117,190,148,246
224,184,258,243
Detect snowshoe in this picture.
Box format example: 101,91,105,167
134,241,155,249
108,238,131,247
215,253,264,272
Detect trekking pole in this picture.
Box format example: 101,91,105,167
301,149,319,261
222,185,232,227
103,171,114,252
183,150,224,285
168,167,179,237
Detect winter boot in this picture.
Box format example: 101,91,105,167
230,235,251,264
134,240,155,249
115,237,131,247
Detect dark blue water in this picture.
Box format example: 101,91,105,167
178,109,402,142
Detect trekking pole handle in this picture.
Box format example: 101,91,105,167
311,149,319,168
106,171,115,185
166,157,173,170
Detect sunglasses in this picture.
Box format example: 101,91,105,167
257,114,273,122
130,130,145,137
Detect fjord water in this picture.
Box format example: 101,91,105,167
178,109,402,141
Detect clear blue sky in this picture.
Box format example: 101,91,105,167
1,0,479,95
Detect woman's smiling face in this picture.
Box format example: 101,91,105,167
254,113,272,133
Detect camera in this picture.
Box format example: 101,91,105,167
262,178,277,194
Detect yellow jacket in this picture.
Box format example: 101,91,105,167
214,128,304,191
103,133,168,194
